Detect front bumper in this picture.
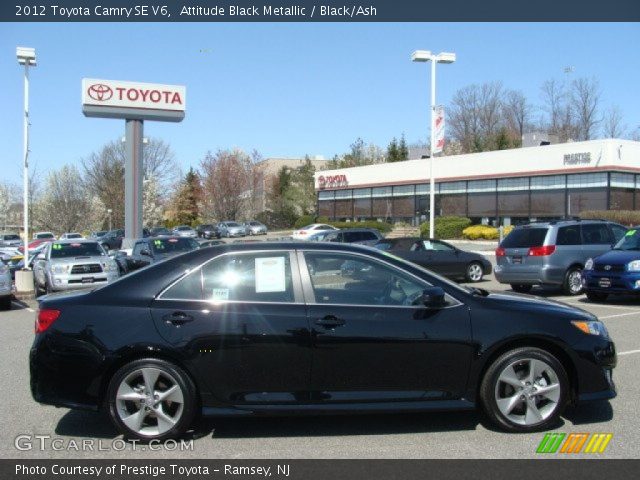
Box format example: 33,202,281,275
582,270,640,294
572,335,617,403
49,272,119,291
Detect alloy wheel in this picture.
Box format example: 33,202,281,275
467,263,483,282
567,270,583,294
115,367,185,437
494,358,561,426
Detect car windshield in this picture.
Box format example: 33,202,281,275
151,238,198,254
176,226,191,231
226,222,240,227
613,228,640,250
65,234,82,239
501,227,548,248
250,222,260,226
95,231,107,237
3,235,20,241
36,233,55,239
50,242,105,258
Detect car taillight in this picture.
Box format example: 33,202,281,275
528,245,556,256
35,309,60,334
495,247,506,257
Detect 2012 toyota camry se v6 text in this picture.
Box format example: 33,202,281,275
29,243,617,440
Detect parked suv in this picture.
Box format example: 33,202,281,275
495,219,627,295
322,228,384,246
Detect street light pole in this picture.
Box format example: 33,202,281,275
412,50,456,239
17,47,36,270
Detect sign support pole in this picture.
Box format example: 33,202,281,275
124,119,144,244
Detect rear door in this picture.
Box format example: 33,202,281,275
150,249,312,405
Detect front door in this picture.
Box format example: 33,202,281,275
299,250,473,403
151,250,312,405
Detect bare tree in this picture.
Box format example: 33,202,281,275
503,89,533,143
602,105,627,139
200,149,261,221
571,77,601,141
540,78,576,142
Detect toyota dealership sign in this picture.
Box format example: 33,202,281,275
82,78,186,122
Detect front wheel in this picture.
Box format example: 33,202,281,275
563,267,583,295
107,358,197,441
586,291,608,302
480,347,568,432
466,262,484,283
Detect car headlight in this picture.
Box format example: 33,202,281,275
52,265,69,274
627,260,640,272
584,258,594,270
572,320,609,338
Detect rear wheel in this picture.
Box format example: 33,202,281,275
480,347,568,432
563,267,583,295
586,291,608,302
466,262,484,283
107,358,197,441
511,284,533,294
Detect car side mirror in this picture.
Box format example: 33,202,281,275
140,249,151,257
422,286,446,308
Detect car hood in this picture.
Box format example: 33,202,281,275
481,291,596,320
594,249,639,265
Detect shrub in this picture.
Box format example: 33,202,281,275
294,214,316,229
462,225,500,240
329,221,393,233
419,216,472,239
580,210,640,227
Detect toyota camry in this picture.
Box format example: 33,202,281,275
30,242,616,440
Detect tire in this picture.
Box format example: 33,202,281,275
45,281,54,295
586,291,608,302
107,358,197,441
511,284,533,294
34,278,43,298
466,262,484,283
0,296,11,310
563,267,583,295
480,347,569,433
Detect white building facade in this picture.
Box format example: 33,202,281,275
314,139,640,226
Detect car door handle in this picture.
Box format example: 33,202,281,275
315,315,345,329
163,311,194,326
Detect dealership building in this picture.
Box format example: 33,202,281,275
314,139,640,226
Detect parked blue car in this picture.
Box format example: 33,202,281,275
582,227,640,302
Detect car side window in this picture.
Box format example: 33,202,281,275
430,241,454,252
556,226,582,246
362,231,378,241
581,224,612,245
610,224,627,243
343,231,359,242
303,252,450,307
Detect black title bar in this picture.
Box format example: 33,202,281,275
3,0,640,22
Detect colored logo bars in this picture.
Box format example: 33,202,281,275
536,433,613,454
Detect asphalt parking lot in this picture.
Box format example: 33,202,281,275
1,244,639,459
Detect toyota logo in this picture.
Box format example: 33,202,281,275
87,84,113,101
604,265,611,271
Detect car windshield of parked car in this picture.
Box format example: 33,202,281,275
151,238,199,254
500,227,548,248
226,222,240,227
613,229,640,250
176,226,191,231
249,222,261,226
3,234,20,241
64,233,83,239
36,233,55,239
50,242,105,258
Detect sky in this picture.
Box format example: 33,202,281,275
1,22,639,185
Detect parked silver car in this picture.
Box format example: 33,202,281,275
172,225,198,238
217,221,247,238
494,219,627,295
33,240,119,295
0,233,22,247
0,261,11,310
243,221,268,235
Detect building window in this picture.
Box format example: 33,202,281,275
393,185,415,196
530,175,566,190
392,197,414,217
498,192,530,216
440,181,467,194
334,189,352,199
467,180,496,193
531,190,565,216
567,173,607,189
352,188,371,199
372,198,392,217
609,188,634,211
567,188,607,215
318,191,334,200
497,177,529,191
416,184,431,195
353,198,371,217
610,173,635,189
372,187,392,197
334,199,352,218
468,193,496,217
440,194,467,216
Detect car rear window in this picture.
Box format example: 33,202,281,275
501,228,548,248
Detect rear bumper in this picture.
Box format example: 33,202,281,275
494,264,565,286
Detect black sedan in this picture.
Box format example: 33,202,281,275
374,237,492,283
31,243,616,440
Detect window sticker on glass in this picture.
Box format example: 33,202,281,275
52,244,62,250
211,288,229,301
255,256,286,293
626,229,636,236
